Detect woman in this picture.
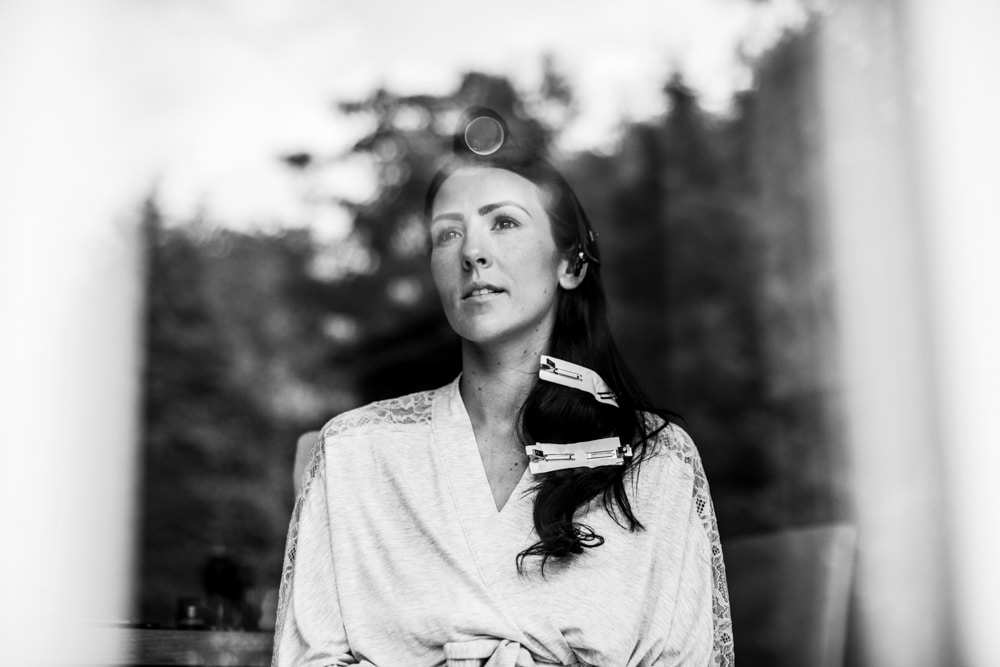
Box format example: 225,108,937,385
272,108,734,666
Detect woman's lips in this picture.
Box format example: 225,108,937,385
462,284,504,299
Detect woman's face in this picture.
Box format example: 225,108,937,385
428,166,581,349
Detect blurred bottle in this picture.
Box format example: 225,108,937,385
201,544,259,630
241,586,263,632
175,597,207,630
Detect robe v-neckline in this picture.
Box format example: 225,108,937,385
432,377,534,525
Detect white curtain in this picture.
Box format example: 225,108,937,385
0,3,147,663
818,1,1000,665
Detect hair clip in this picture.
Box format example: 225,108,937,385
526,437,633,474
539,355,619,407
570,199,599,277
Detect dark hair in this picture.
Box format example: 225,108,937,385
424,112,671,573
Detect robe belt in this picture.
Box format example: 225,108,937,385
443,639,580,667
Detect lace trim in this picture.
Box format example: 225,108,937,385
272,431,324,665
321,389,435,436
271,389,436,665
657,423,735,667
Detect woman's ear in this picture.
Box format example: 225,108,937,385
558,254,588,290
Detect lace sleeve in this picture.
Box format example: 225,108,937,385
273,431,325,648
662,424,735,667
273,391,436,666
271,430,359,667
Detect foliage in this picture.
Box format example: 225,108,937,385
139,33,849,624
139,206,344,625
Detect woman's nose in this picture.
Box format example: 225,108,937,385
461,232,492,271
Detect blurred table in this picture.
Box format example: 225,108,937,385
87,627,272,666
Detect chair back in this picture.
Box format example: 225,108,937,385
724,523,857,667
292,431,321,496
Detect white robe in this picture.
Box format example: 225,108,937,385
272,377,734,666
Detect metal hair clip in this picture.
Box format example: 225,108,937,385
527,437,634,474
539,355,619,407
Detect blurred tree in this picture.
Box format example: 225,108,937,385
138,66,578,625
731,25,849,532
283,68,576,402
139,39,849,628
567,65,844,536
139,201,343,626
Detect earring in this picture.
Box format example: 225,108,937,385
573,250,587,277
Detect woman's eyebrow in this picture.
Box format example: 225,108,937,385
432,201,532,224
478,201,532,217
430,212,463,224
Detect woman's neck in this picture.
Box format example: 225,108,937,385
459,337,545,434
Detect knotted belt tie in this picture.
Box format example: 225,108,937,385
444,639,578,667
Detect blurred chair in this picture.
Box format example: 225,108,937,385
292,431,321,496
723,522,857,667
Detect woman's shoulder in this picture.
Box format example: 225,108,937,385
636,413,722,525
634,414,708,488
318,387,438,441
293,388,440,496
639,414,699,462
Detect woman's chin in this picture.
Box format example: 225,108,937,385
457,326,508,347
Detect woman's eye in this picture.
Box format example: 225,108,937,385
434,228,461,245
493,215,520,230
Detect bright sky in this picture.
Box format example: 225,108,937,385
2,0,807,234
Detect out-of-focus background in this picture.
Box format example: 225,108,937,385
1,0,998,665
